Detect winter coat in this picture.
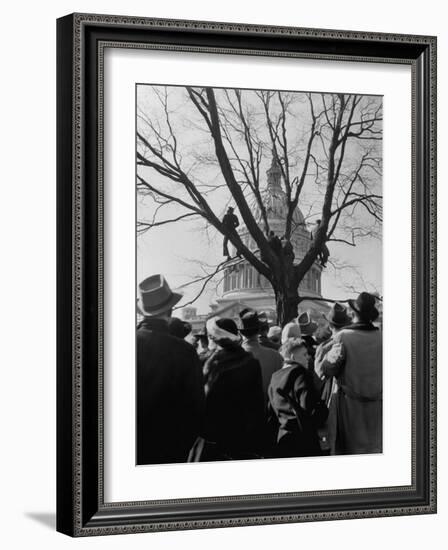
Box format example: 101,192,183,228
242,338,283,398
315,323,382,455
136,317,205,464
189,345,265,461
259,334,281,351
268,361,324,458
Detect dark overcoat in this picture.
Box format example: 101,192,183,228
268,362,323,458
189,345,265,461
137,317,205,464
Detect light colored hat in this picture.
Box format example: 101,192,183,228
267,325,282,341
138,274,182,316
281,321,301,344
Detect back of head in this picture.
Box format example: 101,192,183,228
268,325,282,343
168,317,192,339
206,316,241,350
281,321,301,344
348,292,379,323
280,337,307,361
216,317,238,335
239,308,260,338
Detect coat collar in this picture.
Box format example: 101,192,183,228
138,316,169,333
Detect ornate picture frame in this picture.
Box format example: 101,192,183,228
56,13,436,536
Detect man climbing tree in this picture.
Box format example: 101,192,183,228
222,206,240,259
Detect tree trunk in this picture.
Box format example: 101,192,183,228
275,287,300,327
274,257,301,329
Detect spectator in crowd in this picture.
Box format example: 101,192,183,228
314,303,352,453
258,311,280,350
267,338,327,458
195,329,211,365
281,320,301,344
267,325,282,347
239,309,283,399
297,311,319,367
136,274,205,464
188,317,265,461
168,317,192,340
315,293,382,455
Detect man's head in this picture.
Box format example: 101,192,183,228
348,292,379,324
239,308,261,339
138,274,182,318
227,206,234,213
324,302,351,333
168,317,192,339
297,311,318,336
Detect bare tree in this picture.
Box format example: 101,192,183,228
137,86,382,325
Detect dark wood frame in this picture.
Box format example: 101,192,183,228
57,13,437,537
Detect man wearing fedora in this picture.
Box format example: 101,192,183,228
297,311,319,367
315,293,382,455
239,309,283,399
136,274,205,464
314,303,352,453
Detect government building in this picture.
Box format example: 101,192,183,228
181,154,329,331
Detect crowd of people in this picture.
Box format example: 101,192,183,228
136,273,382,465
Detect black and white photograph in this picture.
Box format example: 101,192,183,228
135,84,383,465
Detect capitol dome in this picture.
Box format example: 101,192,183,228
217,153,323,320
252,154,306,229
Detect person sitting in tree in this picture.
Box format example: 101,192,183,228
222,206,240,260
267,230,282,257
311,219,330,268
281,235,295,264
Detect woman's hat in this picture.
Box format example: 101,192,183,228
138,274,183,316
206,316,241,344
297,311,318,336
281,321,301,344
324,302,351,327
239,309,260,336
348,292,379,322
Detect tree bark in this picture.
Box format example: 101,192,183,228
273,257,301,326
275,286,300,327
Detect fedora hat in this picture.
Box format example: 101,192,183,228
138,274,182,317
348,292,379,322
324,302,351,327
297,311,318,336
239,309,261,336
